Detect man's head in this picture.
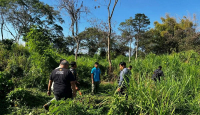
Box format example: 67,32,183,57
60,59,66,64
60,60,69,69
94,62,99,68
128,65,132,70
158,66,162,70
119,62,126,71
70,62,77,69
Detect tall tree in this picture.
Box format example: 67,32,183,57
0,0,64,42
59,0,88,61
141,14,200,54
107,0,118,73
78,27,107,56
0,12,4,40
119,17,135,62
0,0,14,40
132,13,150,59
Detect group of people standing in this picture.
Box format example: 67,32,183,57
43,59,164,111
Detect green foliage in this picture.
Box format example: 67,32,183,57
3,0,64,41
7,88,52,108
0,72,14,96
1,39,15,50
2,37,200,115
49,95,108,115
141,14,200,55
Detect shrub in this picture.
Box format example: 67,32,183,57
7,88,51,108
0,72,14,96
49,96,107,115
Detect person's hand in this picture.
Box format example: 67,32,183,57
76,87,79,91
117,88,121,92
47,91,51,96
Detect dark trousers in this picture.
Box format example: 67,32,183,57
153,76,160,82
92,81,100,94
54,93,72,101
119,87,128,100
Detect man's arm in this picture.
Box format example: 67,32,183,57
118,72,124,91
47,80,53,96
71,81,77,97
91,74,94,84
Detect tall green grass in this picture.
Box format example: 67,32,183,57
120,51,200,114
48,51,200,114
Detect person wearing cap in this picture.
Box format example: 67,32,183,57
91,62,101,94
44,60,76,110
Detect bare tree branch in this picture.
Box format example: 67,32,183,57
4,23,17,40
110,0,118,18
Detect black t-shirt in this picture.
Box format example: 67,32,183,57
152,69,164,78
50,68,75,95
70,68,77,80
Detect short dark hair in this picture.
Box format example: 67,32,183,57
119,62,126,67
158,66,162,69
60,60,69,65
60,59,66,64
70,62,76,67
129,65,132,68
95,62,99,65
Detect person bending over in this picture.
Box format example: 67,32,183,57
152,66,164,82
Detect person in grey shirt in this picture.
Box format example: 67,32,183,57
117,62,130,99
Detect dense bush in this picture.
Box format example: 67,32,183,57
49,95,108,115
7,88,52,108
0,72,14,96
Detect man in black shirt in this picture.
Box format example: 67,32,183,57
44,59,66,110
47,60,76,101
152,66,164,82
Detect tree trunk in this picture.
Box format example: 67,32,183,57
1,13,4,40
135,37,138,60
75,40,80,62
129,38,132,62
108,17,112,73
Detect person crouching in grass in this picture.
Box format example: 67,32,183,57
91,62,101,94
